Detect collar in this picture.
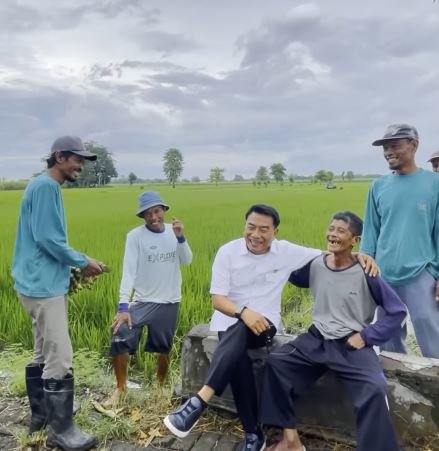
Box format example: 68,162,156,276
238,238,279,255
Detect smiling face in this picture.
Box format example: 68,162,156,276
382,138,417,173
326,219,359,255
57,153,85,183
142,205,166,232
244,212,278,255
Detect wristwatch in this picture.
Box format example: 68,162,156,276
234,306,247,320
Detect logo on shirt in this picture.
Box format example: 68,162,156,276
417,202,427,213
147,251,176,263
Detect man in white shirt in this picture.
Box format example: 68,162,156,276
104,191,192,408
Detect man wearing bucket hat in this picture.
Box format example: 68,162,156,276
361,124,439,358
103,191,193,408
427,149,439,172
12,136,103,450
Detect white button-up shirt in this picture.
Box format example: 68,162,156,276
209,238,321,332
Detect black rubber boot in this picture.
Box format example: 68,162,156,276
25,363,47,433
44,375,97,451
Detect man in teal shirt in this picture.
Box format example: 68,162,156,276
361,124,439,358
12,136,103,451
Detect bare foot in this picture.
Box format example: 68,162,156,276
271,439,305,451
102,387,125,409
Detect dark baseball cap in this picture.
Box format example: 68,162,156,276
51,136,97,161
372,124,419,147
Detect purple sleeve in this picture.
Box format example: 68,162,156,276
360,275,407,346
288,260,312,288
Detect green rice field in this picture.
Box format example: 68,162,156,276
0,182,371,373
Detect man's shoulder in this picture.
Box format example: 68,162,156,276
419,169,439,184
370,173,391,189
218,238,243,251
126,225,146,238
28,174,58,191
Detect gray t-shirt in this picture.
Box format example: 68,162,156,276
310,256,376,339
289,255,407,346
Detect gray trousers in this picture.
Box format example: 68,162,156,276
19,294,73,379
379,269,439,358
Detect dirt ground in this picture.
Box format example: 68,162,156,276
0,392,355,451
0,393,435,450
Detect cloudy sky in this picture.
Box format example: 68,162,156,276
1,0,439,180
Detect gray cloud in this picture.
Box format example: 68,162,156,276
0,0,159,32
1,1,439,180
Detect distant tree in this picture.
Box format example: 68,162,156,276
270,163,287,184
128,172,137,185
233,174,244,182
181,178,190,183
341,171,345,182
287,174,295,184
191,176,201,183
163,148,184,188
66,141,117,188
346,170,355,181
255,166,270,187
209,167,225,185
314,169,332,183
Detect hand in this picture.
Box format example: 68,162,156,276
172,217,184,238
354,253,380,277
111,312,132,335
436,280,439,303
83,258,103,277
240,308,270,336
347,333,365,350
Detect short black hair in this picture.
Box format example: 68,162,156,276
46,151,75,168
331,211,363,237
245,204,280,227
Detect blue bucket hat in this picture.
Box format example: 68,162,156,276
136,191,169,217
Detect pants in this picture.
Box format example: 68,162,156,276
205,320,274,433
19,294,73,380
380,269,439,358
260,326,400,451
109,302,179,355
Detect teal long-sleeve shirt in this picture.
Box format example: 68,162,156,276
12,173,88,297
361,169,439,285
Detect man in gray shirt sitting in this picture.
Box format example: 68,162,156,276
260,211,406,451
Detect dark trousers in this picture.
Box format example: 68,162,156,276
205,321,272,433
260,326,400,451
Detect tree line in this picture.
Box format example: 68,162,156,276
160,149,358,188
21,142,366,189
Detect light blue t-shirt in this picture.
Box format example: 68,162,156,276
361,169,439,285
12,173,88,297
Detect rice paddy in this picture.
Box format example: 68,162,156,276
0,181,371,373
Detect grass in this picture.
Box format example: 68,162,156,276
0,181,373,447
0,181,369,366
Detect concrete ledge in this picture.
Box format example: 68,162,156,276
180,324,439,447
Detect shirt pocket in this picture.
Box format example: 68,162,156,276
265,269,284,284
